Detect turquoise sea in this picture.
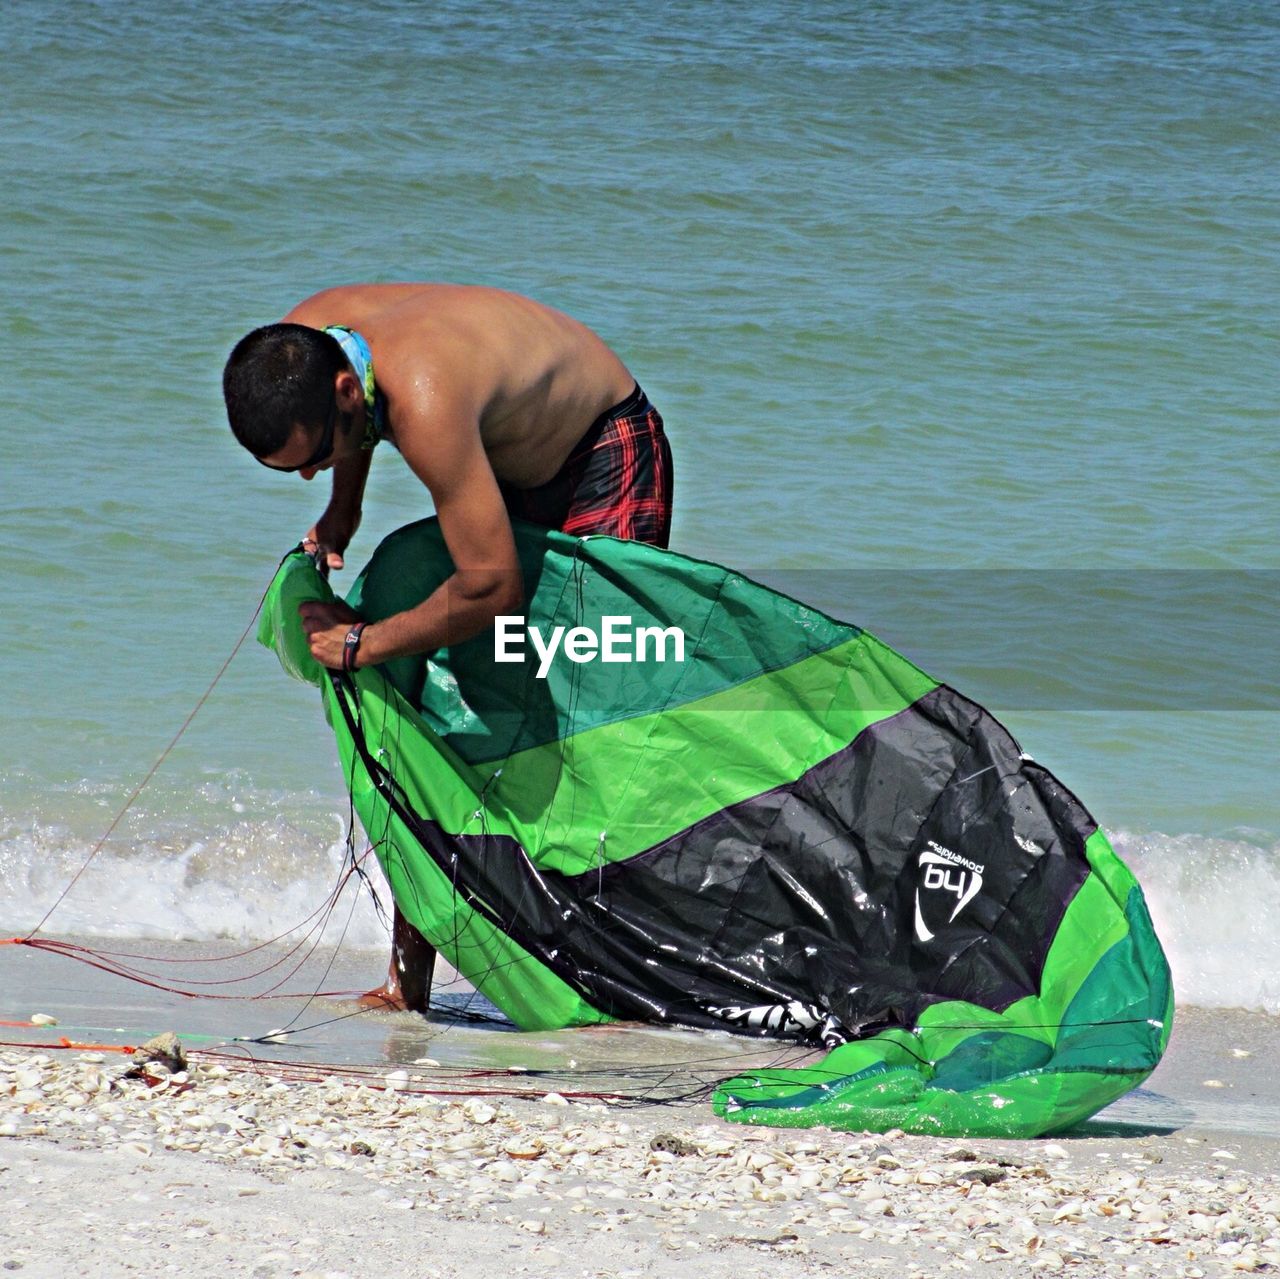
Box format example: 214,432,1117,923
1,1,1276,1018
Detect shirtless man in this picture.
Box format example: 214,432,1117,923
223,283,674,1010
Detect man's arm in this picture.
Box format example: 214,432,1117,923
300,398,523,669
278,295,375,571
308,447,373,571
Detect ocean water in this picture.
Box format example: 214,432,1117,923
1,1,1277,1016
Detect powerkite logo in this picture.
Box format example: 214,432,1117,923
495,615,686,679
913,840,985,943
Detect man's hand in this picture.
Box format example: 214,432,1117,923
299,599,362,669
307,502,361,572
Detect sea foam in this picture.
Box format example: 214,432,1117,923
1114,829,1280,1016
0,810,390,953
2,815,1275,1015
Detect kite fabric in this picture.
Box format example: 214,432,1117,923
259,518,1172,1138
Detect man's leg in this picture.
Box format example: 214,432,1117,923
360,907,436,1012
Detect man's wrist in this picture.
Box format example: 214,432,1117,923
342,621,368,672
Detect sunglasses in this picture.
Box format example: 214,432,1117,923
256,395,338,473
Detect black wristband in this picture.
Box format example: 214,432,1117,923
342,622,367,672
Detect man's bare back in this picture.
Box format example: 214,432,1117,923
284,284,636,487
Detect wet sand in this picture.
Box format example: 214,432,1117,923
2,939,1278,1276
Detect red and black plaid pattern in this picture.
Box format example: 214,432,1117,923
502,385,673,548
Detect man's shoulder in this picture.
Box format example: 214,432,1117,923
284,283,436,326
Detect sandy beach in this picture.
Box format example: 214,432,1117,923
2,1006,1278,1278
5,8,1278,1275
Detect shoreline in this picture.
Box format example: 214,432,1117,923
3,1007,1280,1277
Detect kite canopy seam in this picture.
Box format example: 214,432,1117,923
258,518,1173,1137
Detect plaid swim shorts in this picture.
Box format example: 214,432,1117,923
501,384,673,548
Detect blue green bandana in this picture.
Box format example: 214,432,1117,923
323,325,387,451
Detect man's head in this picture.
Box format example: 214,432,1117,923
223,323,349,471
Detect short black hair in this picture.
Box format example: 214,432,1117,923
223,323,346,458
